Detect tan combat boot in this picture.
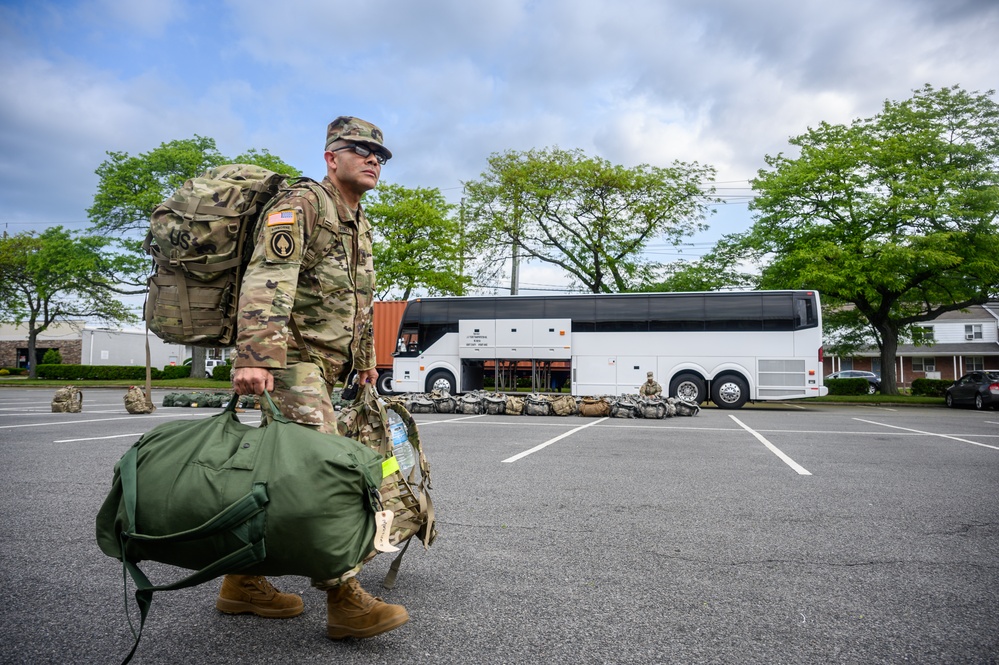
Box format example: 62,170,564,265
326,578,409,639
215,574,304,618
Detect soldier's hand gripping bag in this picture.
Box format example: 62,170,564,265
96,391,384,584
338,384,437,588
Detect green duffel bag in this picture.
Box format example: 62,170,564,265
96,392,385,663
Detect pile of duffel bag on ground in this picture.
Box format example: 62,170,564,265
386,390,699,418
161,390,699,418
161,392,259,408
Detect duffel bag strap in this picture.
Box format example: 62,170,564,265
114,431,269,665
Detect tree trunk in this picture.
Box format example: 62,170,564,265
190,347,207,379
27,328,37,380
875,321,900,396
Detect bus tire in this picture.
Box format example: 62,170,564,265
375,370,394,395
711,374,749,410
426,369,457,395
670,373,705,404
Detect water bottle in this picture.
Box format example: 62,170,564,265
387,409,416,475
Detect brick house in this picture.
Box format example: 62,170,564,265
823,302,999,388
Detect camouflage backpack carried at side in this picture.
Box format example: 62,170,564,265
337,385,437,588
143,164,336,347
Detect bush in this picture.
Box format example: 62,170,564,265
910,378,952,397
34,364,195,381
824,378,871,396
42,349,63,365
159,365,192,380
212,363,232,382
0,367,27,376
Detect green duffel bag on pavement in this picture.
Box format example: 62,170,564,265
96,392,385,663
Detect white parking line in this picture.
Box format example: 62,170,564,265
0,412,218,429
502,417,608,463
729,415,812,475
853,418,999,451
414,414,486,425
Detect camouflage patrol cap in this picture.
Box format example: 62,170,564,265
647,371,654,377
325,116,392,159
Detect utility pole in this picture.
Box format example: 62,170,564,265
510,190,520,295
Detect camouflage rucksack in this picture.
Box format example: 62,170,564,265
123,386,155,414
505,395,525,415
337,385,436,588
143,164,337,347
524,393,551,416
482,393,507,415
550,394,577,416
51,386,82,413
578,396,611,417
457,392,484,415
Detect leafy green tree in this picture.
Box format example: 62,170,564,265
0,227,146,378
647,237,760,292
88,136,301,238
365,183,472,300
463,147,717,293
41,349,63,365
739,84,999,394
87,137,301,377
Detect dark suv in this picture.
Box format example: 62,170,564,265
825,370,880,395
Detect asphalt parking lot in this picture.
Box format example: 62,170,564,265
1,387,997,664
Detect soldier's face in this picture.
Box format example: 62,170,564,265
327,143,381,195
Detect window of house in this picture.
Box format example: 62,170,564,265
911,357,936,372
966,356,985,371
840,358,854,371
913,326,935,343
965,324,983,341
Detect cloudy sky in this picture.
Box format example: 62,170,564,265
1,0,996,293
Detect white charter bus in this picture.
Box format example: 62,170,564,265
387,290,827,409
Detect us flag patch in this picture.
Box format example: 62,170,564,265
266,210,296,226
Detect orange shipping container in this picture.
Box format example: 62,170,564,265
373,300,407,371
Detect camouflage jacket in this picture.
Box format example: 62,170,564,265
233,176,376,382
639,380,663,397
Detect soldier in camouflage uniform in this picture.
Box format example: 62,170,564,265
216,116,409,640
639,371,663,397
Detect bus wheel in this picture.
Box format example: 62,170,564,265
426,369,456,395
712,375,748,409
670,373,705,404
375,370,394,395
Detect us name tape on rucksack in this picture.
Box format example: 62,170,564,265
337,385,437,589
143,164,338,347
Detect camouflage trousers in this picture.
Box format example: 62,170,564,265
259,361,340,435
257,361,361,588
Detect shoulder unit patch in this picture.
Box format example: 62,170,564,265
269,229,296,259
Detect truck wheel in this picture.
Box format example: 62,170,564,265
426,369,456,394
711,374,749,409
670,373,705,404
376,370,394,395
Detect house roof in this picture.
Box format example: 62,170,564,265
850,342,999,357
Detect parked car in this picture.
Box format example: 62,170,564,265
825,370,880,394
945,371,999,410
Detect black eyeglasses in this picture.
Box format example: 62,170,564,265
330,143,388,165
